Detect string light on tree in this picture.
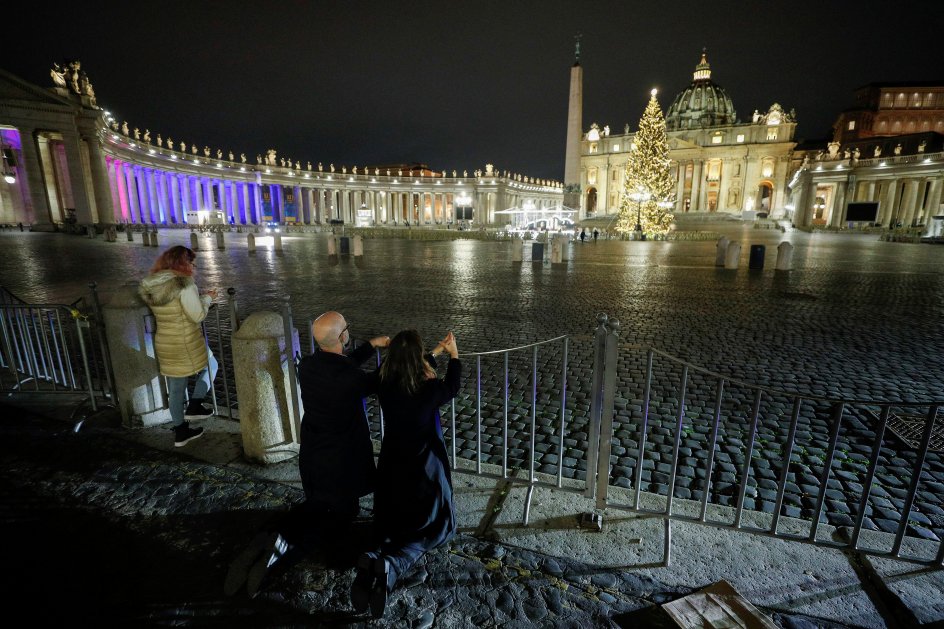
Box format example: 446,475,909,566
616,88,675,238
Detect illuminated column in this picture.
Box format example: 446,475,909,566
899,179,920,226
84,138,112,224
230,182,240,223
106,159,121,222
829,181,846,227
241,183,251,224
253,181,263,223
168,173,181,222
217,180,228,220
14,126,50,225
60,131,96,225
690,161,702,211
122,165,137,223
135,168,151,223
880,180,900,226
866,181,876,201
147,169,160,223
923,179,942,229
203,178,214,212
675,162,686,212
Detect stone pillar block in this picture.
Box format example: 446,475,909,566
273,232,283,253
724,242,741,269
512,240,523,262
232,311,302,464
353,235,363,257
715,236,729,267
216,231,225,250
102,284,172,428
550,235,563,264
149,231,159,247
126,228,134,242
247,232,256,253
328,236,337,256
190,232,199,251
776,241,794,271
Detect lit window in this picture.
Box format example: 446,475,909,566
711,135,723,144
766,129,778,141
736,134,745,143
611,143,619,152
589,143,598,154
847,120,856,131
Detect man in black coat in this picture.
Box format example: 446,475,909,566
225,311,390,597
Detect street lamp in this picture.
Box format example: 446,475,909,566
629,186,651,240
1,143,15,184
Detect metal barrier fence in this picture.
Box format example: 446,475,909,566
589,314,944,568
0,285,114,420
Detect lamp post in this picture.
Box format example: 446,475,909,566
629,186,651,241
457,192,472,228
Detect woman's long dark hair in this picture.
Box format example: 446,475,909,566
379,329,433,394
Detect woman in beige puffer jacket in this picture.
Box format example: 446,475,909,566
139,245,218,446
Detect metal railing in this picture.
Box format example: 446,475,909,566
0,285,114,422
588,316,944,568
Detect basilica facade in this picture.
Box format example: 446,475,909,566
578,53,798,220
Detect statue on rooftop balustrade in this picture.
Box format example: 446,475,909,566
143,130,150,143
167,138,174,150
157,134,163,147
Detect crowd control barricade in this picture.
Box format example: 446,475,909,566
587,318,944,568
0,286,114,422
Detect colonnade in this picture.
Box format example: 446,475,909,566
791,152,944,229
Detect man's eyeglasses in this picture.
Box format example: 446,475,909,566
339,322,350,342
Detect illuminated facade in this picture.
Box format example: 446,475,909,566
579,52,797,219
0,66,562,228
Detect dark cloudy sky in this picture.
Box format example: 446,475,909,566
7,1,943,179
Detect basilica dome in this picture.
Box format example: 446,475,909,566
665,52,737,130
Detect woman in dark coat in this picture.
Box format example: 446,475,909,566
351,330,461,618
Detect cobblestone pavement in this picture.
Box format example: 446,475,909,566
3,404,863,627
1,225,943,554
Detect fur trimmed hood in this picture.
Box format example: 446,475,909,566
138,271,195,307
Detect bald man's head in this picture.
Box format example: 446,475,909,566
312,311,347,353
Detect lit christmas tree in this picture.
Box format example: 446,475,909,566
616,89,675,237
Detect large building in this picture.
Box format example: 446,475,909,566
787,82,944,233
0,65,562,229
579,52,797,220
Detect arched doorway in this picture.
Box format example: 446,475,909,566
586,187,597,216
757,182,773,214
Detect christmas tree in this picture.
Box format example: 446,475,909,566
616,89,675,237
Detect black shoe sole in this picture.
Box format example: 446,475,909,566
174,430,204,447
350,553,374,614
368,557,388,619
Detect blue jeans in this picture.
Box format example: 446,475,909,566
166,349,218,427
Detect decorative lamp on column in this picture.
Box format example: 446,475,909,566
629,186,651,240
457,192,472,225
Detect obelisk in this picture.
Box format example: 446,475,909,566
563,34,583,214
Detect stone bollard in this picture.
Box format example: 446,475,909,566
273,232,283,253
724,241,741,269
141,229,150,247
149,230,159,247
126,227,134,241
190,231,199,251
328,236,337,257
87,225,96,239
550,235,563,264
715,236,729,266
353,234,363,257
231,311,302,463
512,240,523,262
247,232,256,253
776,241,794,271
101,284,173,428
561,235,570,261
216,231,225,250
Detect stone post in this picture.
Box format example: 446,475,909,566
101,284,172,428
273,232,283,253
126,227,134,242
247,232,256,253
216,231,225,250
724,242,741,269
231,311,302,464
141,229,150,247
190,232,199,251
149,230,159,247
512,239,523,262
550,235,563,264
715,236,729,266
328,236,337,256
776,241,794,271
353,234,363,257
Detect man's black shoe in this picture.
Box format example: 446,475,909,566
246,533,290,598
174,422,204,447
224,531,278,597
184,399,214,419
368,555,389,619
350,552,375,614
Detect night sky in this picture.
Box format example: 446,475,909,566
7,1,944,180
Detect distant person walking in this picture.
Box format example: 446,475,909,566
593,228,599,242
580,228,587,242
351,330,461,618
138,246,217,447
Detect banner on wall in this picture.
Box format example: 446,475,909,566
283,188,298,223
261,187,273,222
